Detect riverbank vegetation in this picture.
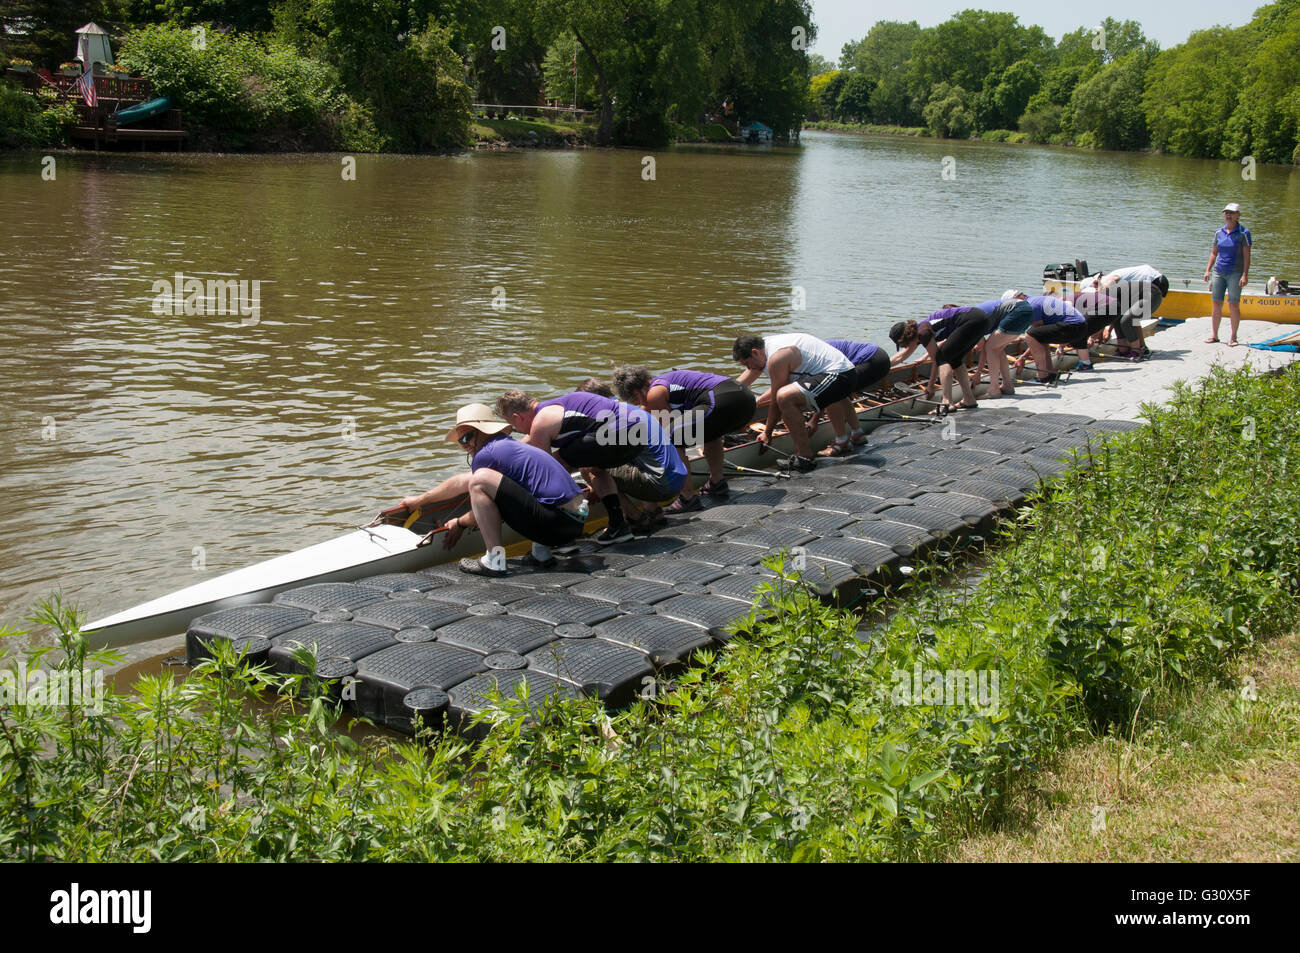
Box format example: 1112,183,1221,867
3,363,1298,861
0,0,813,151
811,1,1300,164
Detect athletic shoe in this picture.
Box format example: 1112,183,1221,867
667,495,703,513
1075,362,1094,371
594,524,634,546
778,454,817,473
699,479,730,497
459,556,508,577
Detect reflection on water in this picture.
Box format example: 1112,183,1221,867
0,136,1296,642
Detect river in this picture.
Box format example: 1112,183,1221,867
1,132,1297,651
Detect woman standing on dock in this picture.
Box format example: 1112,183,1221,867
1204,203,1252,347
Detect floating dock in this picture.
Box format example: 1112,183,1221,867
186,407,1141,736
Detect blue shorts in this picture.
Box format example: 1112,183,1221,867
994,300,1035,335
1211,271,1243,304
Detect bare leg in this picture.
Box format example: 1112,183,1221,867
776,385,814,457
1228,300,1242,345
954,361,977,406
674,446,697,499
468,468,505,551
1208,300,1223,342
703,439,724,482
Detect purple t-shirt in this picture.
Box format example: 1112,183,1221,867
921,306,975,341
1025,295,1085,325
535,392,623,449
471,435,581,507
827,340,881,365
649,369,729,412
1071,291,1120,317
1214,224,1251,273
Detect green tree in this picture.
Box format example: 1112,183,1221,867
848,19,921,124
1223,1,1300,163
835,72,873,122
1069,48,1153,150
806,52,833,76
1143,27,1247,158
807,68,845,120
922,82,974,139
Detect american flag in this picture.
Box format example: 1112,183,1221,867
77,66,97,107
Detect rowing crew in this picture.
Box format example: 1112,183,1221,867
384,265,1166,577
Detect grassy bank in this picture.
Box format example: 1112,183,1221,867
952,629,1300,861
2,364,1298,861
471,117,594,148
805,120,1033,145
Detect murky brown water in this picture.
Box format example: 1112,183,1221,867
2,134,1297,653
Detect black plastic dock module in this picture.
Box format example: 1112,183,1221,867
353,642,488,733
626,558,730,587
874,502,973,537
569,577,681,606
423,583,537,606
652,521,731,543
350,599,468,633
1086,418,1142,434
594,614,714,668
761,509,859,536
940,478,1028,508
268,621,398,678
186,604,314,663
838,476,932,498
592,535,690,557
654,595,758,641
802,537,899,576
792,557,861,597
447,670,583,739
801,491,892,516
694,503,778,524
723,524,816,550
434,616,559,655
271,583,389,613
353,573,444,593
707,573,782,605
525,639,655,707
508,594,622,627
840,519,938,558
677,541,772,567
726,486,820,507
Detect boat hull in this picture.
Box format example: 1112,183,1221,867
1044,279,1300,324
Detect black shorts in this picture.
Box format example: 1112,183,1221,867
935,310,988,368
794,368,857,412
852,348,891,391
699,379,757,445
1084,312,1112,337
1028,322,1090,349
492,475,585,547
554,430,640,470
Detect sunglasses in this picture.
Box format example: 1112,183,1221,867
457,431,475,446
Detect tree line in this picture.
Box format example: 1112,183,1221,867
809,2,1300,164
0,0,814,150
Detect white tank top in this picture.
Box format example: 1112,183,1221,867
763,333,853,378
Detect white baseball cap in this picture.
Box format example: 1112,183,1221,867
1223,202,1242,213
1001,289,1025,300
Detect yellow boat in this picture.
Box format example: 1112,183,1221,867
1044,278,1300,324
